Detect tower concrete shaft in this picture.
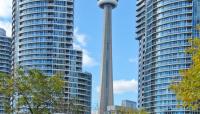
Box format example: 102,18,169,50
99,4,114,114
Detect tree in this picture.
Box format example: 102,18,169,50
117,107,148,114
170,38,200,110
53,96,86,114
0,68,65,114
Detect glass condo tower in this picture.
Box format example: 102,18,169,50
12,0,92,113
0,28,11,74
136,0,200,113
0,28,11,113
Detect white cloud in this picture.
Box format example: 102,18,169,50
74,43,98,67
0,21,12,37
129,58,138,64
97,79,138,94
114,79,138,94
73,28,98,67
0,0,12,37
0,0,12,18
74,28,87,46
73,43,82,50
82,50,98,67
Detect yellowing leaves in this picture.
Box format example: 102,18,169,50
170,38,200,110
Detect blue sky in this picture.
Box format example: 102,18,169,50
0,0,138,112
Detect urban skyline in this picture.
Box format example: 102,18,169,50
0,0,148,113
1,0,200,114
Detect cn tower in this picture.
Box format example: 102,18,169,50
98,0,118,114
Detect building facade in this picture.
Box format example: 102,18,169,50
0,28,11,74
136,0,200,113
0,28,11,113
121,100,137,109
12,0,91,113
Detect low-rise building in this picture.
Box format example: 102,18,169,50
121,100,137,109
106,100,137,114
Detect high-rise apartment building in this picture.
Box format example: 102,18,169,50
0,28,11,74
0,28,11,113
12,0,91,113
136,0,200,113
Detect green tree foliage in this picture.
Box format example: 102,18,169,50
116,107,148,114
54,96,86,114
0,68,65,114
170,38,200,110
